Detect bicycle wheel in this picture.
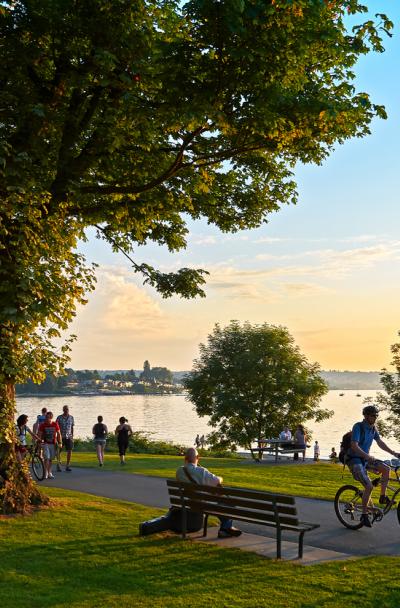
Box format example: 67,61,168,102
31,455,45,481
334,484,364,530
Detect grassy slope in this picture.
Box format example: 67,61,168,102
1,488,399,608
71,453,358,501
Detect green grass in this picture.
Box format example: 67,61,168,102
0,488,399,608
71,452,357,501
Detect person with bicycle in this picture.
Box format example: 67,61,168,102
347,404,400,527
15,414,40,462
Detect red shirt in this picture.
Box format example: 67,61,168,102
39,421,60,444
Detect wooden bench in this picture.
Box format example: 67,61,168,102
166,480,319,559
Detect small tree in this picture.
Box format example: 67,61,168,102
184,321,331,457
375,332,400,442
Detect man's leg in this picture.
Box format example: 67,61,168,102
217,516,241,537
368,461,390,503
56,444,62,472
350,463,373,526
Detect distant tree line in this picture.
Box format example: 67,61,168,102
16,361,174,394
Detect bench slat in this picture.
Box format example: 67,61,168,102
167,480,295,505
169,498,300,526
168,492,297,516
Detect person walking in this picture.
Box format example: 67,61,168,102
115,417,133,465
56,405,74,472
313,440,320,462
33,407,47,435
38,411,61,479
93,416,108,466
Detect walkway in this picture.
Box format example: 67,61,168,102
39,467,400,559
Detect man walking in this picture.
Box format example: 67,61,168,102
56,405,75,472
38,411,62,479
176,447,242,538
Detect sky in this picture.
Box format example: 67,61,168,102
67,1,400,373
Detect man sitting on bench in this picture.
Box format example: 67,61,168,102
176,448,242,538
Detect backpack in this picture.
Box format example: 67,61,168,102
339,422,365,464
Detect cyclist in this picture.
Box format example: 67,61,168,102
347,404,400,527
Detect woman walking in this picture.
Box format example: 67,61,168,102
115,417,133,465
92,415,108,466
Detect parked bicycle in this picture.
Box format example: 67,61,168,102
24,444,45,481
334,464,400,529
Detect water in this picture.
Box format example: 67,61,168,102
16,390,400,460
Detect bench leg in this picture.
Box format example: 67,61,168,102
182,507,187,540
276,528,281,559
298,531,305,559
203,514,209,537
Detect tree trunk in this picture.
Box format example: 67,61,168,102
0,379,48,514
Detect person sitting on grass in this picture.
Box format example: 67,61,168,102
176,447,242,538
329,447,338,462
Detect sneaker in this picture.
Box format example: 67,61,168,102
44,473,48,479
48,473,54,479
360,513,372,528
379,495,390,505
56,464,62,472
218,527,242,538
99,463,103,467
66,467,72,472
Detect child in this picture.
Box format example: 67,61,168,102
329,447,338,462
313,440,320,462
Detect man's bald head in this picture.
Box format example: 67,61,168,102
185,447,198,463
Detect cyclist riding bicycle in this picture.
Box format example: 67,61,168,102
347,404,400,528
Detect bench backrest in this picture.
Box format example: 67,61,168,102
167,480,299,527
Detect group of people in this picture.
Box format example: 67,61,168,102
278,424,308,461
15,408,135,475
15,405,74,478
194,434,206,449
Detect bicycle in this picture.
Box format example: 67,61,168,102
334,463,400,529
24,443,45,481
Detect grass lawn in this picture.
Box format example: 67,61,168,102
71,453,359,501
1,488,399,608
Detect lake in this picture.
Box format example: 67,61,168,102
16,390,400,460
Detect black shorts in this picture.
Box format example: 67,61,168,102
118,440,129,456
62,437,74,451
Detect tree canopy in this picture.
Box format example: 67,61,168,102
0,0,393,510
184,321,331,454
376,332,400,443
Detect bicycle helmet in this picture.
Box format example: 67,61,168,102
362,404,379,416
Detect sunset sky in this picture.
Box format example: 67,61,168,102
67,1,400,373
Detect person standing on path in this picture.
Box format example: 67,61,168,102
115,417,133,465
313,441,320,462
56,405,75,472
38,411,61,479
93,416,108,466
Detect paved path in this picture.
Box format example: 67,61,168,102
39,467,400,557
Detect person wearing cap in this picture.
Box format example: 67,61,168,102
347,404,400,528
56,405,75,472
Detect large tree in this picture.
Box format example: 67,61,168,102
375,332,400,443
184,321,331,456
0,0,392,510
